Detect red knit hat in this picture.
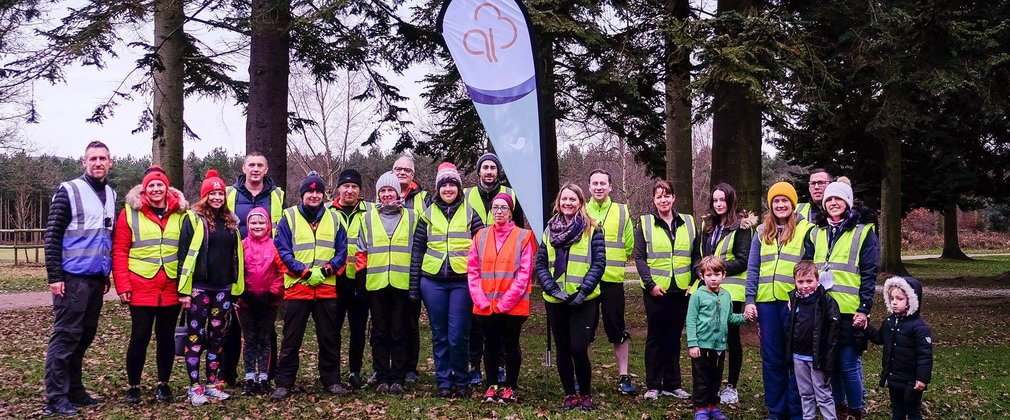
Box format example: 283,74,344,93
142,165,170,191
200,169,226,198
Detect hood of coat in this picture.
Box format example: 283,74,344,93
125,184,189,214
883,276,923,317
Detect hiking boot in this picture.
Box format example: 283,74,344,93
242,379,258,396
579,395,596,411
483,385,499,403
326,383,350,396
498,387,516,403
347,372,364,389
562,394,580,410
269,386,290,401
43,400,78,416
719,385,739,404
404,371,419,383
388,383,405,395
188,385,209,406
204,382,231,400
618,375,637,395
375,383,390,394
155,383,172,403
124,386,141,405
643,389,660,400
708,408,728,420
662,388,691,399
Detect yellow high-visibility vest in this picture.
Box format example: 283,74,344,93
124,204,184,279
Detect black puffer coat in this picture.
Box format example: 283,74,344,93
787,285,841,372
866,276,933,388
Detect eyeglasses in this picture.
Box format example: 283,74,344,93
810,181,830,187
490,205,510,213
393,166,414,174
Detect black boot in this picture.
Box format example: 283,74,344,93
124,386,141,405
155,383,172,403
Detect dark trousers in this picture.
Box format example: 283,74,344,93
888,384,924,420
643,289,689,391
45,275,105,404
126,305,180,385
184,290,231,385
369,287,410,384
469,314,485,372
237,298,278,378
420,278,472,389
691,349,725,408
727,301,744,387
335,284,370,375
482,313,526,388
757,301,803,419
545,301,598,396
406,298,422,374
275,298,340,388
221,306,278,383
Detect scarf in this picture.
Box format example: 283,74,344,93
547,212,586,248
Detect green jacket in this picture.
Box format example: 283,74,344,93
686,287,746,351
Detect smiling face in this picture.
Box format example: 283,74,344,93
824,196,848,220
208,190,226,209
378,186,399,206
490,198,512,226
558,188,582,218
392,157,415,188
243,155,268,184
338,182,360,206
712,189,728,216
479,160,499,186
654,187,675,214
145,180,167,206
794,272,819,296
809,172,831,203
439,183,459,203
589,172,611,202
82,146,112,180
771,196,794,221
302,190,324,208
248,214,269,239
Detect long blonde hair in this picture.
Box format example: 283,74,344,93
192,194,239,234
760,203,799,245
553,183,598,235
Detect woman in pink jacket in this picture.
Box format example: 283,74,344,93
467,193,536,404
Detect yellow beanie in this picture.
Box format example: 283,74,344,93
767,182,798,209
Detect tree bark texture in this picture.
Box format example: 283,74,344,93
664,0,693,214
879,133,908,275
537,33,559,229
940,202,971,260
247,0,291,199
152,0,185,189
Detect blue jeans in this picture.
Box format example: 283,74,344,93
832,344,864,410
757,301,802,420
420,278,472,389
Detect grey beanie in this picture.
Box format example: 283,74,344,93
822,181,854,209
375,171,402,199
476,153,502,174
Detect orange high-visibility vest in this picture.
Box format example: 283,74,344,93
473,226,533,316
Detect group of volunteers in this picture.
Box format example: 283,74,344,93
41,140,933,420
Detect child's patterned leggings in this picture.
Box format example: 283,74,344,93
185,289,232,385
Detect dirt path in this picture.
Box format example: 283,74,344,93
0,289,118,312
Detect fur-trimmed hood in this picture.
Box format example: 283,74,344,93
883,276,923,317
125,184,189,214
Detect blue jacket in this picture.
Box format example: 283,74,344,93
274,205,347,277
231,175,282,237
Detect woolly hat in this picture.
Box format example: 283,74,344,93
142,165,170,191
337,169,362,188
476,153,502,174
492,192,514,212
767,182,798,209
375,171,402,199
300,171,326,196
822,181,854,209
435,162,462,190
200,169,226,198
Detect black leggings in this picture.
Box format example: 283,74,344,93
237,298,277,377
481,313,527,388
546,301,598,396
727,301,743,387
126,305,180,385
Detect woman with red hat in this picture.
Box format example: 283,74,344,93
112,165,189,404
177,170,245,406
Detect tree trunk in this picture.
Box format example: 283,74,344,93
879,133,908,275
940,202,972,260
151,0,185,189
247,0,291,200
664,0,693,214
538,33,559,228
711,0,763,215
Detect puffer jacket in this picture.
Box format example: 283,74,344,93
45,175,111,283
534,224,607,302
867,276,933,389
408,195,484,296
786,285,841,372
112,185,188,307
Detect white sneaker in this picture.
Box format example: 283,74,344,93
204,382,231,400
188,385,209,406
719,385,739,404
662,388,691,399
643,389,660,400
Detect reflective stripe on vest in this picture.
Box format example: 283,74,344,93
226,186,285,236
125,204,184,279
713,228,746,302
421,204,474,275
465,186,516,225
641,213,696,291
282,206,341,289
337,201,370,279
756,220,813,302
60,178,116,276
542,230,601,303
812,223,872,314
474,226,532,316
363,207,417,291
795,202,812,222
592,202,631,283
177,210,245,296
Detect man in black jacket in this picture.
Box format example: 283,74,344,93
43,141,117,416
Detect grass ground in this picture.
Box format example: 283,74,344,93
1,261,1009,419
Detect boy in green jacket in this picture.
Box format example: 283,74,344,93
687,256,747,420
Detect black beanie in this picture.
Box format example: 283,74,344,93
300,171,326,196
337,169,362,188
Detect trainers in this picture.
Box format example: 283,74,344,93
694,410,710,420
125,386,141,405
43,400,78,416
469,370,483,385
662,388,691,399
155,383,172,403
389,383,405,395
269,386,290,401
326,383,350,396
579,395,596,411
376,383,390,394
719,385,739,404
366,371,380,386
562,394,580,410
618,375,637,395
405,371,419,383
348,373,364,389
188,385,209,406
483,385,499,403
498,387,516,403
242,379,258,396
68,393,102,407
204,382,231,400
643,389,660,400
708,408,728,420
